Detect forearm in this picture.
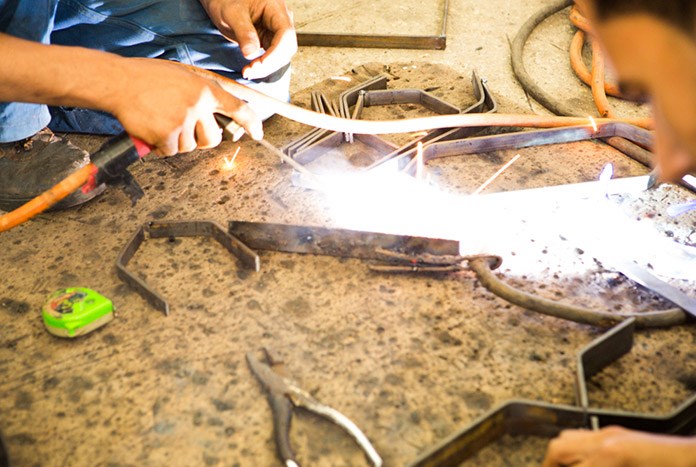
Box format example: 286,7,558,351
0,33,126,113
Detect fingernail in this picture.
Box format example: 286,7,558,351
242,46,262,60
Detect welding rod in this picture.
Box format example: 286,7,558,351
214,114,321,183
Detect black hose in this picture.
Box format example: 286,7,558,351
511,0,576,116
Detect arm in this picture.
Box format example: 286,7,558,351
543,426,696,467
198,0,297,79
0,33,262,155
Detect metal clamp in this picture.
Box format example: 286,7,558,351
410,318,696,466
116,220,260,316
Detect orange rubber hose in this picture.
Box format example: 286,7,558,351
570,30,622,97
591,38,614,118
0,163,96,232
181,64,652,130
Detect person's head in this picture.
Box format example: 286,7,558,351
579,0,696,182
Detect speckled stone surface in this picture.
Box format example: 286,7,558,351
1,3,696,466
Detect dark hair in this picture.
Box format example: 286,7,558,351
595,1,696,33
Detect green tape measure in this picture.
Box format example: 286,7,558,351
42,288,114,338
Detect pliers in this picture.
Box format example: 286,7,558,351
246,349,383,467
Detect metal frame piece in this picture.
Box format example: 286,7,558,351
116,220,260,316
362,89,460,115
409,319,696,466
576,318,636,429
228,221,460,260
296,0,449,50
292,131,398,166
366,71,498,172
339,75,390,143
416,122,653,165
282,91,338,159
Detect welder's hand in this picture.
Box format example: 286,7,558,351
108,58,263,156
653,105,696,184
542,426,696,467
200,0,297,80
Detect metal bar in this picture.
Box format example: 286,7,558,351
410,316,696,466
228,221,460,260
575,318,636,426
116,221,260,316
418,122,651,162
367,71,498,172
116,225,170,315
296,0,449,50
293,130,398,166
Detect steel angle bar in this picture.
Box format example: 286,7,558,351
367,71,498,172
340,75,390,143
461,71,498,115
282,92,338,158
296,0,449,50
293,131,399,166
410,396,696,467
116,220,260,316
362,89,460,114
410,318,696,467
416,122,653,165
575,318,636,429
409,400,588,467
228,221,460,260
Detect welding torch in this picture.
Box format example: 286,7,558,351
0,113,248,233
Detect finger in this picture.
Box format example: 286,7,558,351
154,131,180,157
224,8,262,59
178,120,198,154
658,147,694,183
242,27,297,80
242,3,296,79
215,90,263,140
195,113,223,149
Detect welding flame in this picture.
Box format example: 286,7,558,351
223,146,241,171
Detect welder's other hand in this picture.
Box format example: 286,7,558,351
542,426,696,467
653,107,696,184
108,58,263,156
200,0,297,80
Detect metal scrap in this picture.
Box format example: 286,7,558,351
227,221,460,260
410,318,696,466
116,220,260,316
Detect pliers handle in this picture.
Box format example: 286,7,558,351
246,350,383,467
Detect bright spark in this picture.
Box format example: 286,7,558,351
415,142,425,181
588,116,598,132
223,146,241,171
331,76,352,82
599,163,614,198
472,154,522,195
